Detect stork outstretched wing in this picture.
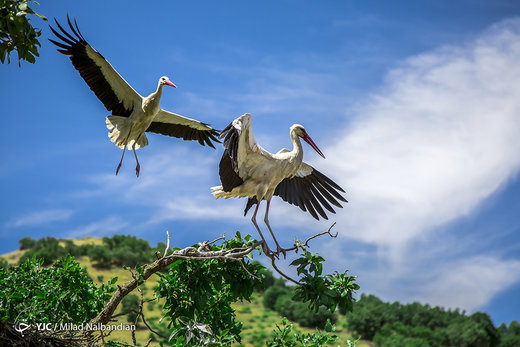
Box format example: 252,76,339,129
49,16,141,117
147,110,220,148
244,162,347,220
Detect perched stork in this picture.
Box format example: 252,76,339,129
49,17,219,177
212,113,347,256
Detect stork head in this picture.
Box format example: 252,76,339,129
292,124,325,159
159,76,177,88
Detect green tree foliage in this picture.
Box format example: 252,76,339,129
63,239,89,257
266,317,354,347
498,321,520,347
87,245,113,269
155,233,268,345
344,294,387,340
0,255,115,325
264,284,292,310
101,234,154,267
18,236,36,250
260,244,359,332
0,0,47,65
19,236,68,266
291,246,359,314
263,283,336,329
347,294,502,346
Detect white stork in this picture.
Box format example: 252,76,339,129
212,113,347,256
49,17,219,177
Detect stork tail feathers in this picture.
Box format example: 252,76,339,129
211,185,226,199
106,116,148,149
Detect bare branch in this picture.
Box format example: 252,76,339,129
208,234,225,245
262,224,340,285
268,253,300,285
284,222,338,253
163,230,170,257
198,234,225,252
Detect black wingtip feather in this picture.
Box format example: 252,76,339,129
49,24,75,46
146,122,220,148
66,15,81,40
273,165,347,219
48,39,69,50
55,18,78,44
72,16,87,41
50,17,134,118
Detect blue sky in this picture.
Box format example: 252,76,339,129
2,0,520,325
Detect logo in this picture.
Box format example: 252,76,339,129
14,322,30,337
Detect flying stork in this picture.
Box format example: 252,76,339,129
212,113,347,256
49,16,219,177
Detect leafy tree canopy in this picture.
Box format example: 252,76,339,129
0,0,47,65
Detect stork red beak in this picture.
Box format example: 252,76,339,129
302,134,325,159
165,80,177,88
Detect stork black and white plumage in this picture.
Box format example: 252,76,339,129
212,113,347,256
49,17,219,177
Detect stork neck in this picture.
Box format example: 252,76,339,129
290,131,304,159
154,82,164,99
143,83,164,114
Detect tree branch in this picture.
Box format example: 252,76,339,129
262,223,339,285
87,234,262,331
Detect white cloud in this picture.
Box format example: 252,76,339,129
65,215,128,239
311,18,520,310
6,209,75,228
416,257,520,310
146,194,245,225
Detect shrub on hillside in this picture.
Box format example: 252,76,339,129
101,234,153,267
63,239,89,257
18,236,36,250
87,245,113,268
19,237,67,266
263,284,291,310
